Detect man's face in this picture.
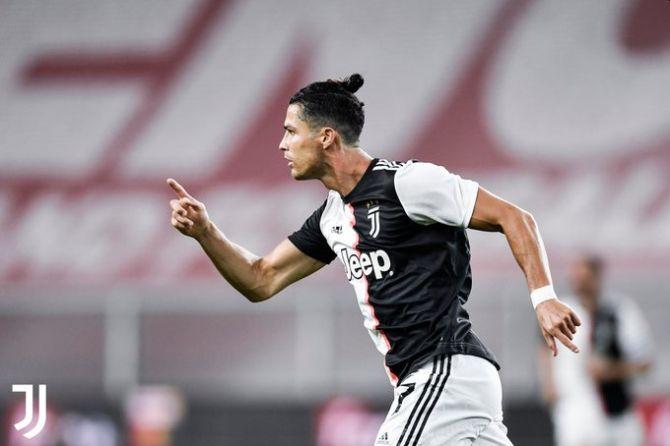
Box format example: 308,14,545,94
569,258,601,302
279,104,324,180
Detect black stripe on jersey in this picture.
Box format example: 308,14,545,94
409,355,452,446
400,356,448,446
372,159,409,171
395,357,439,446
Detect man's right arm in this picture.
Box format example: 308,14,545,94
167,178,326,302
196,225,326,302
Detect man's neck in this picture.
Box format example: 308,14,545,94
319,148,374,197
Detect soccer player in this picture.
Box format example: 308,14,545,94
167,74,581,445
538,254,653,446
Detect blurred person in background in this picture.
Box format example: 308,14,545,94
538,254,654,446
125,386,185,446
167,73,582,445
4,398,59,446
315,397,384,446
58,412,118,446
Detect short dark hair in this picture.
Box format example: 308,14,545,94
289,73,365,145
583,253,605,276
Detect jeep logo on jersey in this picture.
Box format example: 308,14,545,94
339,247,392,281
367,206,381,238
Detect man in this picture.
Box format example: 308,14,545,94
168,74,581,445
538,255,653,446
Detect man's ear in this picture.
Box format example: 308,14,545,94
320,127,337,148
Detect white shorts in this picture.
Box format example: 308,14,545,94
374,354,513,446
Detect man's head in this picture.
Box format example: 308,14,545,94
569,254,605,306
279,73,365,180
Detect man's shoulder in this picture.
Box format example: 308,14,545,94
372,158,416,172
390,159,459,187
600,292,642,317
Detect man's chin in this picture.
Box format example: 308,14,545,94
291,172,308,180
290,168,310,181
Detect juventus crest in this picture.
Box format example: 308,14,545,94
367,205,381,238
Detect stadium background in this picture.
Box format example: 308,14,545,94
1,0,669,444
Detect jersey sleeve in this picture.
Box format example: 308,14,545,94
393,161,479,227
288,201,337,264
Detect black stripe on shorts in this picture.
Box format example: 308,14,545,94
395,356,445,446
409,355,452,446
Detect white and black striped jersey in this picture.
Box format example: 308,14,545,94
552,295,653,417
288,158,498,385
591,295,654,415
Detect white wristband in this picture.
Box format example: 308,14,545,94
530,285,558,309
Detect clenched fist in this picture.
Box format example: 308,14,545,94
167,178,212,240
536,299,582,356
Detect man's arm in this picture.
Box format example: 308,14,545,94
588,356,652,382
468,186,582,356
167,178,326,302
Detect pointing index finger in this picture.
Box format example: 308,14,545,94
167,178,192,199
555,330,580,354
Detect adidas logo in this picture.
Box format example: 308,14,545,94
376,431,390,445
331,225,343,234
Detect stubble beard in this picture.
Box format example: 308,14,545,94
292,156,325,181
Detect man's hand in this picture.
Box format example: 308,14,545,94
536,299,582,356
167,178,211,240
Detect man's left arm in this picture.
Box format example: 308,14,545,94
468,186,582,356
